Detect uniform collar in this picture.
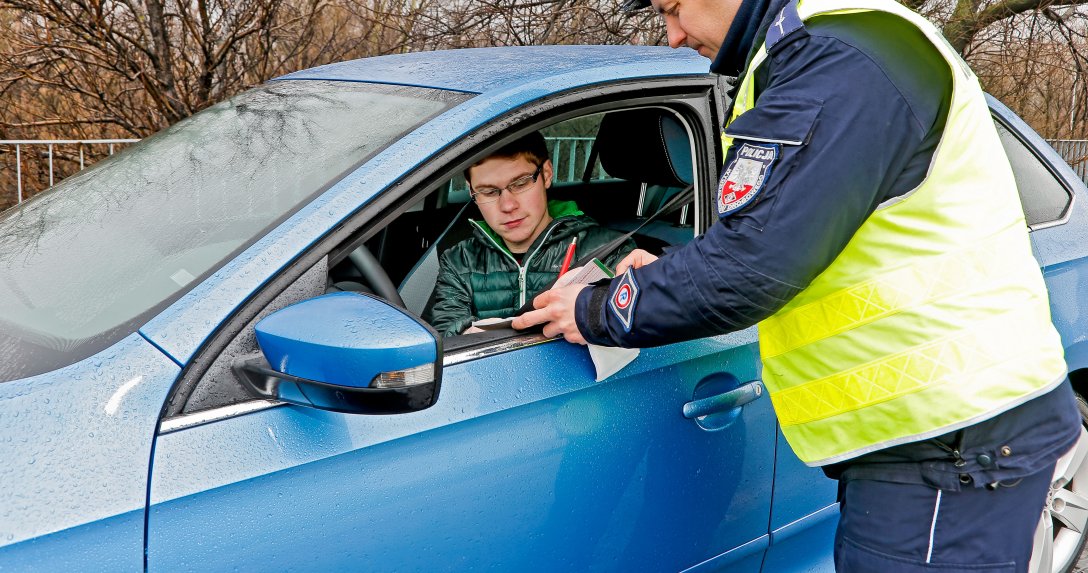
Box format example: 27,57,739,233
709,0,788,77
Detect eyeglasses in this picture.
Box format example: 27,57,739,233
471,164,543,205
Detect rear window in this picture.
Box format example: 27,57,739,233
994,121,1074,228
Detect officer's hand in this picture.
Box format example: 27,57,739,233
615,249,658,275
511,283,589,345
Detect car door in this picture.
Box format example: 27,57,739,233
145,84,778,573
148,336,774,573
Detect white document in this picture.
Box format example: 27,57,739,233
556,260,640,382
587,344,639,382
470,317,514,331
555,260,610,287
469,259,640,381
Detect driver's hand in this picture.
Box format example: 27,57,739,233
615,249,658,275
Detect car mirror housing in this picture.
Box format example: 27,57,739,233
235,292,442,414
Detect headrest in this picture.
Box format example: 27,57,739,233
596,109,693,188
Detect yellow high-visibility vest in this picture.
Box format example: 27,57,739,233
732,0,1069,466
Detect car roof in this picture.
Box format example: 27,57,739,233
276,45,710,95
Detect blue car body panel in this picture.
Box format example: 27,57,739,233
0,334,181,571
987,96,1088,373
148,333,776,572
767,428,838,532
0,510,145,573
682,536,770,572
3,46,1085,573
763,428,839,572
762,505,839,573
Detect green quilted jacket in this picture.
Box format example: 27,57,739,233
423,200,636,337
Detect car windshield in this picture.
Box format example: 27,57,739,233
0,80,468,382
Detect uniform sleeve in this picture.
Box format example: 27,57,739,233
577,27,944,347
422,251,476,337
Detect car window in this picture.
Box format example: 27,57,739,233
389,108,699,339
0,81,467,383
542,114,613,184
994,120,1074,228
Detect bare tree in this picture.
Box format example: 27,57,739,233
2,0,1086,210
0,0,342,137
0,0,375,206
904,0,1086,53
337,0,661,51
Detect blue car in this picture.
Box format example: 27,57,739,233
1,46,1086,573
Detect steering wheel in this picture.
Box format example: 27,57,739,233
347,245,407,309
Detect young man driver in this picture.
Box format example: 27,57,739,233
423,131,635,337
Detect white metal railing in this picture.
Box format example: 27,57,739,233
1047,139,1088,183
550,136,598,182
5,137,594,206
8,137,1088,205
2,139,139,204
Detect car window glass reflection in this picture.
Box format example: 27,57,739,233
994,121,1073,227
0,82,466,382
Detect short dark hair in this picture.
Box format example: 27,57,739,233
465,131,549,184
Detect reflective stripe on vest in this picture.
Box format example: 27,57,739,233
732,0,1068,465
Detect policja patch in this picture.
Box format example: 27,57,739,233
609,269,639,332
718,143,778,217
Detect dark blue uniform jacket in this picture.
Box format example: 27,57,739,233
575,0,1081,487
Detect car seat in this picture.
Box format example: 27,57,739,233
586,107,696,247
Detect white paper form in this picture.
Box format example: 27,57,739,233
555,259,640,382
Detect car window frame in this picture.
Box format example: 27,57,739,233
160,76,721,424
990,107,1077,231
334,97,717,355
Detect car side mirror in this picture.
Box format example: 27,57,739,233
235,292,442,414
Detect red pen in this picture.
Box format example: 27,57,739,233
558,236,578,278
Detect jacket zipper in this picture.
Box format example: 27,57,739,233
517,224,564,307
470,219,566,308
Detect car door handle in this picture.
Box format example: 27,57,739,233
682,381,764,419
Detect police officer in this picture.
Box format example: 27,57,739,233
511,0,1085,568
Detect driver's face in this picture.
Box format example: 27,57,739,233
469,155,554,253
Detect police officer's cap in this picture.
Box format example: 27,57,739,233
621,0,652,11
